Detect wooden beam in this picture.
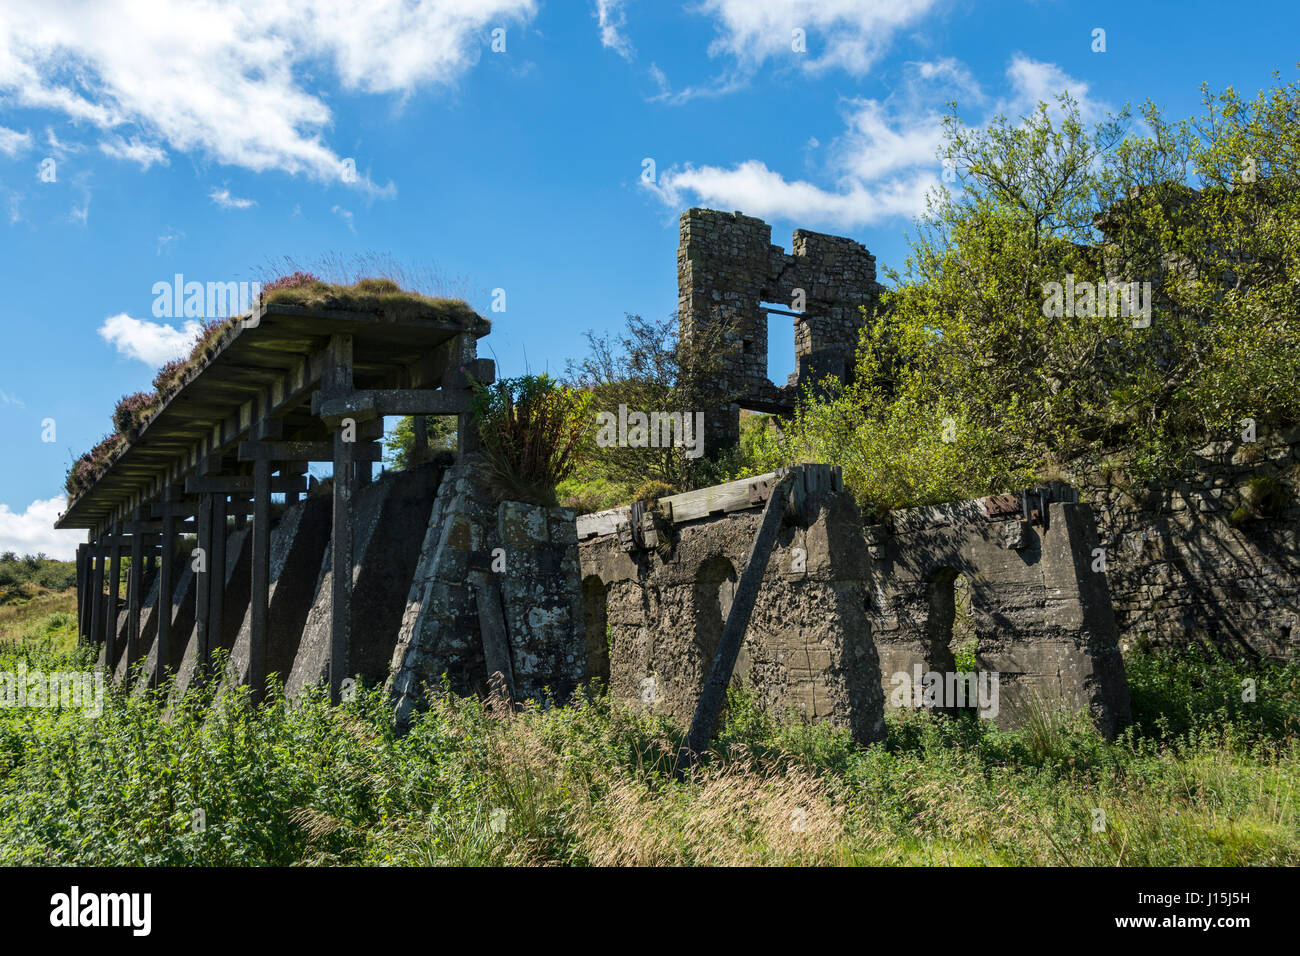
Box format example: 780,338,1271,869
155,487,174,688
105,521,123,665
88,538,104,650
237,440,382,462
210,494,226,674
312,388,473,421
470,571,516,704
75,543,88,644
194,495,212,678
329,419,354,704
185,475,306,494
676,471,793,777
250,461,270,699
127,510,143,672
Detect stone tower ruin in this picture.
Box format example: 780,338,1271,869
677,208,883,448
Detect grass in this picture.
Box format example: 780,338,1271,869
0,599,1296,866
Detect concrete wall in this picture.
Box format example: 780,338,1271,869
581,486,886,743
870,498,1131,738
386,453,586,727
1082,426,1300,661
579,485,1133,740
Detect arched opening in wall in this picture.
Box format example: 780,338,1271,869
761,303,796,385
582,575,610,689
924,567,979,711
694,555,737,690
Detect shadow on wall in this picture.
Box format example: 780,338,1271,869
694,555,737,691
582,574,610,686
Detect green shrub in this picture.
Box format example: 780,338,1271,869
472,375,593,506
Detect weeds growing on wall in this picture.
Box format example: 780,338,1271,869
472,375,592,506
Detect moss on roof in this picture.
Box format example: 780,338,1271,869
262,277,481,325
63,275,482,505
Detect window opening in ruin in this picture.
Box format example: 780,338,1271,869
925,568,979,711
694,555,737,690
582,575,611,688
761,303,796,385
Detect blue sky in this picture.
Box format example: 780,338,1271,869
1,0,1297,557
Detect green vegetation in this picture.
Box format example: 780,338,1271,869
0,553,76,608
383,414,457,470
0,615,1295,865
471,374,592,506
560,313,731,510
559,78,1300,517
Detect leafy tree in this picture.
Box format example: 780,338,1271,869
770,77,1300,511
564,313,730,495
383,415,457,470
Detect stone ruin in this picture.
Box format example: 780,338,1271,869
62,207,1298,746
677,208,882,448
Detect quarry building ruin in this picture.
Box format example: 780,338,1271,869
60,207,1299,743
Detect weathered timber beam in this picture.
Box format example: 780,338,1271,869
127,510,144,670
237,440,382,462
311,389,472,422
185,476,306,494
328,333,353,706
155,486,175,688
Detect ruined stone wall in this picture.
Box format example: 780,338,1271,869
579,482,1133,740
869,498,1131,737
386,453,586,726
677,208,881,447
581,486,885,743
1081,426,1300,661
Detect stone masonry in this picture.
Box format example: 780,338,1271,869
579,479,1132,740
677,208,882,448
1079,426,1300,661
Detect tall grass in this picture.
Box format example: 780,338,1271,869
0,614,1296,866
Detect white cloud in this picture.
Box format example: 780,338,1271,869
649,158,937,230
0,497,81,560
99,134,168,169
0,389,24,407
644,54,1106,231
331,205,356,232
1000,54,1107,122
98,313,202,366
0,124,31,156
695,0,941,77
156,230,184,255
595,0,634,60
209,188,256,210
0,0,537,183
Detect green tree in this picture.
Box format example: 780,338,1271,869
383,415,457,470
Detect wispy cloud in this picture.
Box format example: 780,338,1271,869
156,230,185,255
0,389,25,408
695,0,942,78
0,125,31,156
98,313,202,366
99,134,168,169
643,55,1107,231
595,0,634,60
209,187,256,210
331,205,356,233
